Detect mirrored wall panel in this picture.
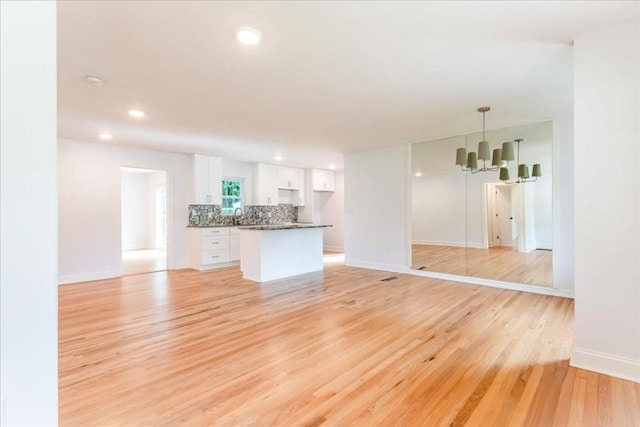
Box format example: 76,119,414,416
411,121,553,287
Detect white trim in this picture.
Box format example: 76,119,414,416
537,244,552,250
345,260,411,275
571,348,640,383
58,270,118,285
411,240,486,249
409,269,574,298
412,239,464,247
347,261,574,298
191,261,240,271
323,245,344,252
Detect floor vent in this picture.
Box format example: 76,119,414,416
381,276,398,282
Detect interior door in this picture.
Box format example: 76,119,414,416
495,185,514,247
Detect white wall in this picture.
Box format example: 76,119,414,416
58,139,190,284
0,1,58,424
553,117,575,291
572,17,640,382
345,145,411,271
147,170,167,248
412,134,467,247
121,172,151,250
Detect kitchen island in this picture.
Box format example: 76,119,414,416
239,224,332,282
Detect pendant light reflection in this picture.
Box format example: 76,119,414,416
455,107,541,184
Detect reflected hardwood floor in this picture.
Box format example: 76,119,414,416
59,264,638,426
122,249,167,276
412,244,553,287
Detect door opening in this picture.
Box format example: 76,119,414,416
485,183,517,249
494,184,516,247
121,167,167,275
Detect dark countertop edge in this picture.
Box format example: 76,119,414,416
187,225,243,228
186,223,322,228
238,225,333,231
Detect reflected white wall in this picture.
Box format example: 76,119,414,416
412,121,553,250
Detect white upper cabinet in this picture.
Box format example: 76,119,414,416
254,163,279,205
312,169,335,192
192,154,222,205
294,168,306,206
278,166,302,190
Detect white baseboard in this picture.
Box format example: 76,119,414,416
345,259,412,276
412,240,465,247
571,348,640,383
345,260,574,299
191,261,240,271
324,245,344,252
411,240,486,249
58,270,118,285
409,269,574,298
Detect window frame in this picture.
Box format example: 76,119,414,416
221,177,244,215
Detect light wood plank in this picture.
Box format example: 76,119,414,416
412,244,553,286
59,263,637,425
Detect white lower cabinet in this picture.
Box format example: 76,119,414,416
189,227,239,270
229,227,241,261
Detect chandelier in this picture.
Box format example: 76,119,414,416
455,106,541,183
500,139,541,183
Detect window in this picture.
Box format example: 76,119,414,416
221,179,243,215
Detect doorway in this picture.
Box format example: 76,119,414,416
485,183,517,249
121,167,167,275
495,184,516,247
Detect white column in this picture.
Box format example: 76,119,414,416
572,15,640,382
0,1,58,424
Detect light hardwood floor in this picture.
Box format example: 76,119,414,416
122,249,167,276
412,244,553,286
59,263,638,426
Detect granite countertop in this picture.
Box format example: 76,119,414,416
238,224,332,231
187,224,246,228
186,223,329,229
187,223,263,228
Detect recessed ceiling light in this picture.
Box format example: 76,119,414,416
128,109,145,118
98,132,113,140
236,27,261,45
415,172,422,177
85,74,104,85
274,155,283,161
329,164,336,170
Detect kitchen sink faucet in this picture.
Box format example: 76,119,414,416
233,207,243,225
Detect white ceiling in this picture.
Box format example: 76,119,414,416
57,1,637,170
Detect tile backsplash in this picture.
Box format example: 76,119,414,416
188,204,298,227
